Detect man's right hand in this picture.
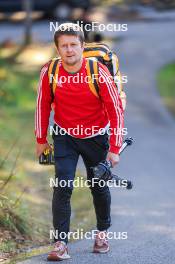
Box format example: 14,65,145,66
36,142,52,158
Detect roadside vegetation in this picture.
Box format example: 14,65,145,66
157,62,175,117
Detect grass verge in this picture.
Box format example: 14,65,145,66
157,62,175,116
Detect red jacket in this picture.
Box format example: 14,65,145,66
35,58,124,154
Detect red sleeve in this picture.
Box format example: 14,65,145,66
35,64,52,144
98,63,124,154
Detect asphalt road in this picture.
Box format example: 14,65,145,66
17,15,175,264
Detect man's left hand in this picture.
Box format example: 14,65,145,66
106,152,120,167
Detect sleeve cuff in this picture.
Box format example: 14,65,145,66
109,145,121,154
36,137,47,144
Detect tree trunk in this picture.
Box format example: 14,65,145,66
23,0,33,45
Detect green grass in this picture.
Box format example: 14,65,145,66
157,62,175,116
0,55,95,261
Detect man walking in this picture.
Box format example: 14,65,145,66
35,23,124,261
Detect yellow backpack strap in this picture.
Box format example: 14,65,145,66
86,59,99,98
48,58,60,99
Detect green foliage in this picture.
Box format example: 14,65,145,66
0,194,31,235
157,62,175,97
0,62,38,108
0,240,16,256
157,62,175,115
0,59,40,258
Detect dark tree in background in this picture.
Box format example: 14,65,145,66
23,0,33,45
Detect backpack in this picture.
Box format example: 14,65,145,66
48,42,126,110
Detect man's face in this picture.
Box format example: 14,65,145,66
57,35,84,66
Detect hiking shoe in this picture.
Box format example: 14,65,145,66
47,241,70,261
93,231,109,253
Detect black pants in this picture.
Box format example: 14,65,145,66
52,125,111,244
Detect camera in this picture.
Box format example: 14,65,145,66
92,160,133,190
